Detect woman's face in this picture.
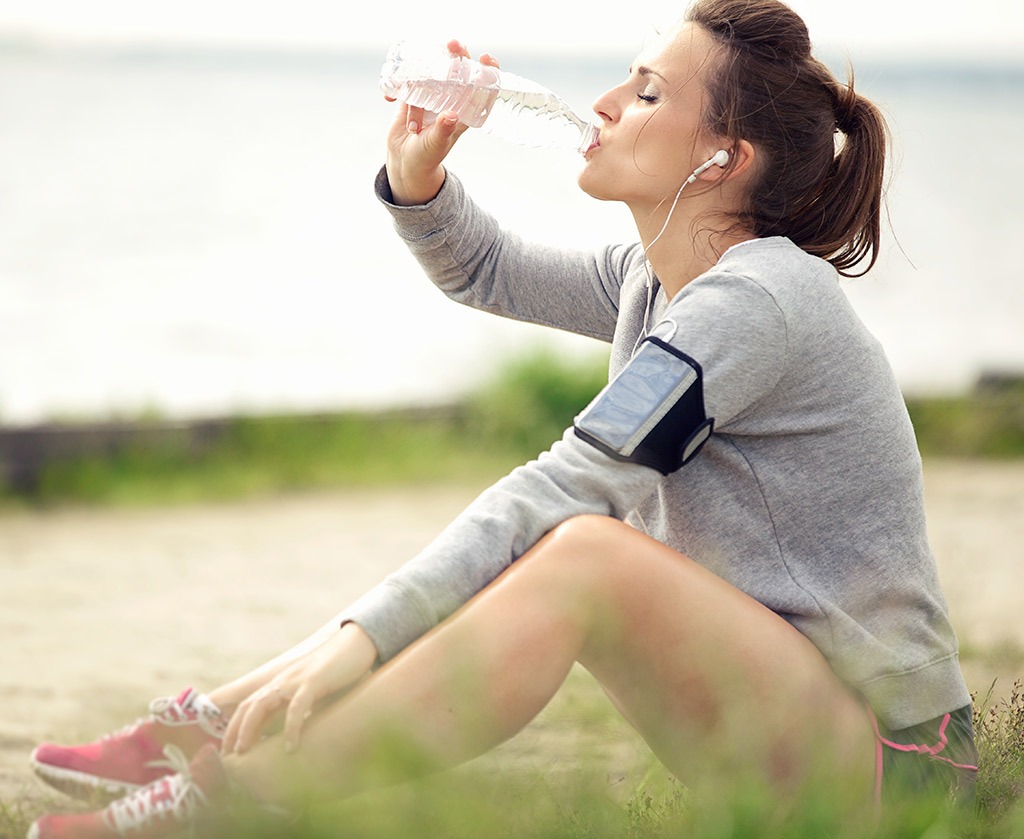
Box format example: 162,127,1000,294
579,22,719,210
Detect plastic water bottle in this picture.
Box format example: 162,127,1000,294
379,42,600,155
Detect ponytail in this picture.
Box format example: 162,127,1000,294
686,0,890,276
821,77,888,274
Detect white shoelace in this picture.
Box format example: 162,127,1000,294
150,690,228,738
105,745,209,833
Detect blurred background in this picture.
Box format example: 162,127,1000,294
1,0,1022,427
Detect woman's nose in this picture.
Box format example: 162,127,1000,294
591,89,617,123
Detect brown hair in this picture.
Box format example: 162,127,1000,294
685,0,889,276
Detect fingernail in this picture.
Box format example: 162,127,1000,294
407,121,419,134
443,113,458,126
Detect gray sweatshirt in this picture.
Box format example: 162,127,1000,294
342,167,971,730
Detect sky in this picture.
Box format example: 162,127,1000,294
0,0,1022,63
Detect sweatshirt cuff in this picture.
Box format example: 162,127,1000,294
339,580,434,663
859,652,973,730
373,165,466,240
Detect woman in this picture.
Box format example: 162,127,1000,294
29,1,978,835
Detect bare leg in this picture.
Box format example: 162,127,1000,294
225,516,875,812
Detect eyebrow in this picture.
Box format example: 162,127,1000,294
636,65,669,83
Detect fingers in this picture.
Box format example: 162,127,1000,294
283,687,316,754
221,701,243,753
404,105,430,135
446,39,469,59
225,684,314,755
385,39,499,136
222,683,288,755
444,38,499,68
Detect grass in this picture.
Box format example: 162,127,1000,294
907,388,1024,459
1,351,1021,509
4,676,1024,838
0,350,610,508
11,409,518,507
974,679,1024,827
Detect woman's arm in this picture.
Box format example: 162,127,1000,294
377,167,635,342
378,41,633,342
340,426,665,661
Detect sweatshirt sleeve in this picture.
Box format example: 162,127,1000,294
661,270,788,430
339,427,664,662
375,166,633,343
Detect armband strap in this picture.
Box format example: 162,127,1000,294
573,337,714,475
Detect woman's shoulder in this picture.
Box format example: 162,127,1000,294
718,237,833,282
686,236,841,308
669,237,861,352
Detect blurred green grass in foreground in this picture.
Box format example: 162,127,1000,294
1,352,1022,507
4,675,1023,838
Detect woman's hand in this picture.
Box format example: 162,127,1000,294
221,622,378,755
384,39,500,206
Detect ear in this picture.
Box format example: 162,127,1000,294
697,139,756,183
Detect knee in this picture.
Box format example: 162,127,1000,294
516,515,634,583
546,514,631,556
501,515,631,623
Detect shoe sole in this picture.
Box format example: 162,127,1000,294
30,755,141,800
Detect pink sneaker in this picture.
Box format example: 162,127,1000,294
30,688,226,799
28,742,227,839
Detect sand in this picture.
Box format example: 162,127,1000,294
1,460,1022,805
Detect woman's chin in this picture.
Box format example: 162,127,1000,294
576,171,615,202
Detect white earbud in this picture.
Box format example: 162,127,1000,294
686,149,731,184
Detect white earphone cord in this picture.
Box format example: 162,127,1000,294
643,149,730,257
634,149,730,356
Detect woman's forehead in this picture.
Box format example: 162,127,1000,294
633,22,715,89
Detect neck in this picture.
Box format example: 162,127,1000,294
634,208,754,299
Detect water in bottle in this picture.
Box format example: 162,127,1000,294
379,42,600,155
